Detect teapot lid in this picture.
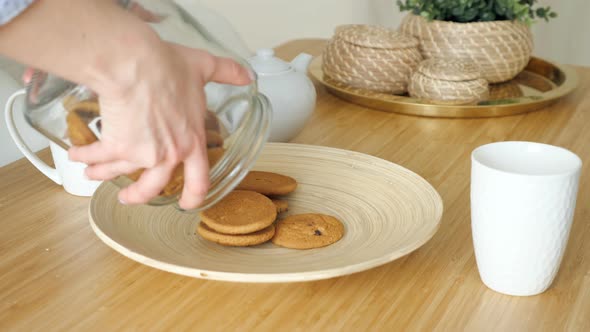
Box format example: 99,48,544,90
248,49,291,75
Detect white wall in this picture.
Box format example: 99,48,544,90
529,0,590,66
200,0,590,66
199,0,403,51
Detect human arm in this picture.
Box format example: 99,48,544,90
0,0,251,209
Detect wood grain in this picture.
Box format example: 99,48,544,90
89,143,442,283
1,39,590,331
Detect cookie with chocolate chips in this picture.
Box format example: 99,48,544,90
272,214,344,249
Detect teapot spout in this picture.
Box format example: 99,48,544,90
290,53,313,73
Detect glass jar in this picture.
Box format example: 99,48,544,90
22,0,271,211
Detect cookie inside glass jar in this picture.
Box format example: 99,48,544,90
64,97,100,146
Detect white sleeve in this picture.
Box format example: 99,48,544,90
0,0,35,25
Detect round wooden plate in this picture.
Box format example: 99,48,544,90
89,143,443,283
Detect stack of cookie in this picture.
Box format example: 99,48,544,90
197,171,297,247
197,171,345,249
197,190,280,246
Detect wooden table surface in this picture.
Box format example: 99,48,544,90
2,39,590,331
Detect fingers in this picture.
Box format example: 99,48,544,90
118,163,175,205
85,160,140,181
178,147,210,210
68,141,118,165
199,53,252,86
22,69,47,103
22,68,35,84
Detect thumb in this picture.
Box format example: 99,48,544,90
186,47,253,86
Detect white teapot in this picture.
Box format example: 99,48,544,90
248,48,316,142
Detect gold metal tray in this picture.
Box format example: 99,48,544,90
309,55,578,118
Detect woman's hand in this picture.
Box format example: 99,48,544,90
1,0,253,209
68,40,251,209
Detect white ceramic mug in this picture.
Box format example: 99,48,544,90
5,89,102,197
470,141,582,296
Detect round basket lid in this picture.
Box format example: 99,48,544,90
417,58,483,82
334,24,418,49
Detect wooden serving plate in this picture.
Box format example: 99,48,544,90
89,143,443,283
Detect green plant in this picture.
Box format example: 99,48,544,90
397,0,557,24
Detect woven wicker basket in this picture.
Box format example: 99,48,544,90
399,14,533,83
322,24,422,94
408,58,489,105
